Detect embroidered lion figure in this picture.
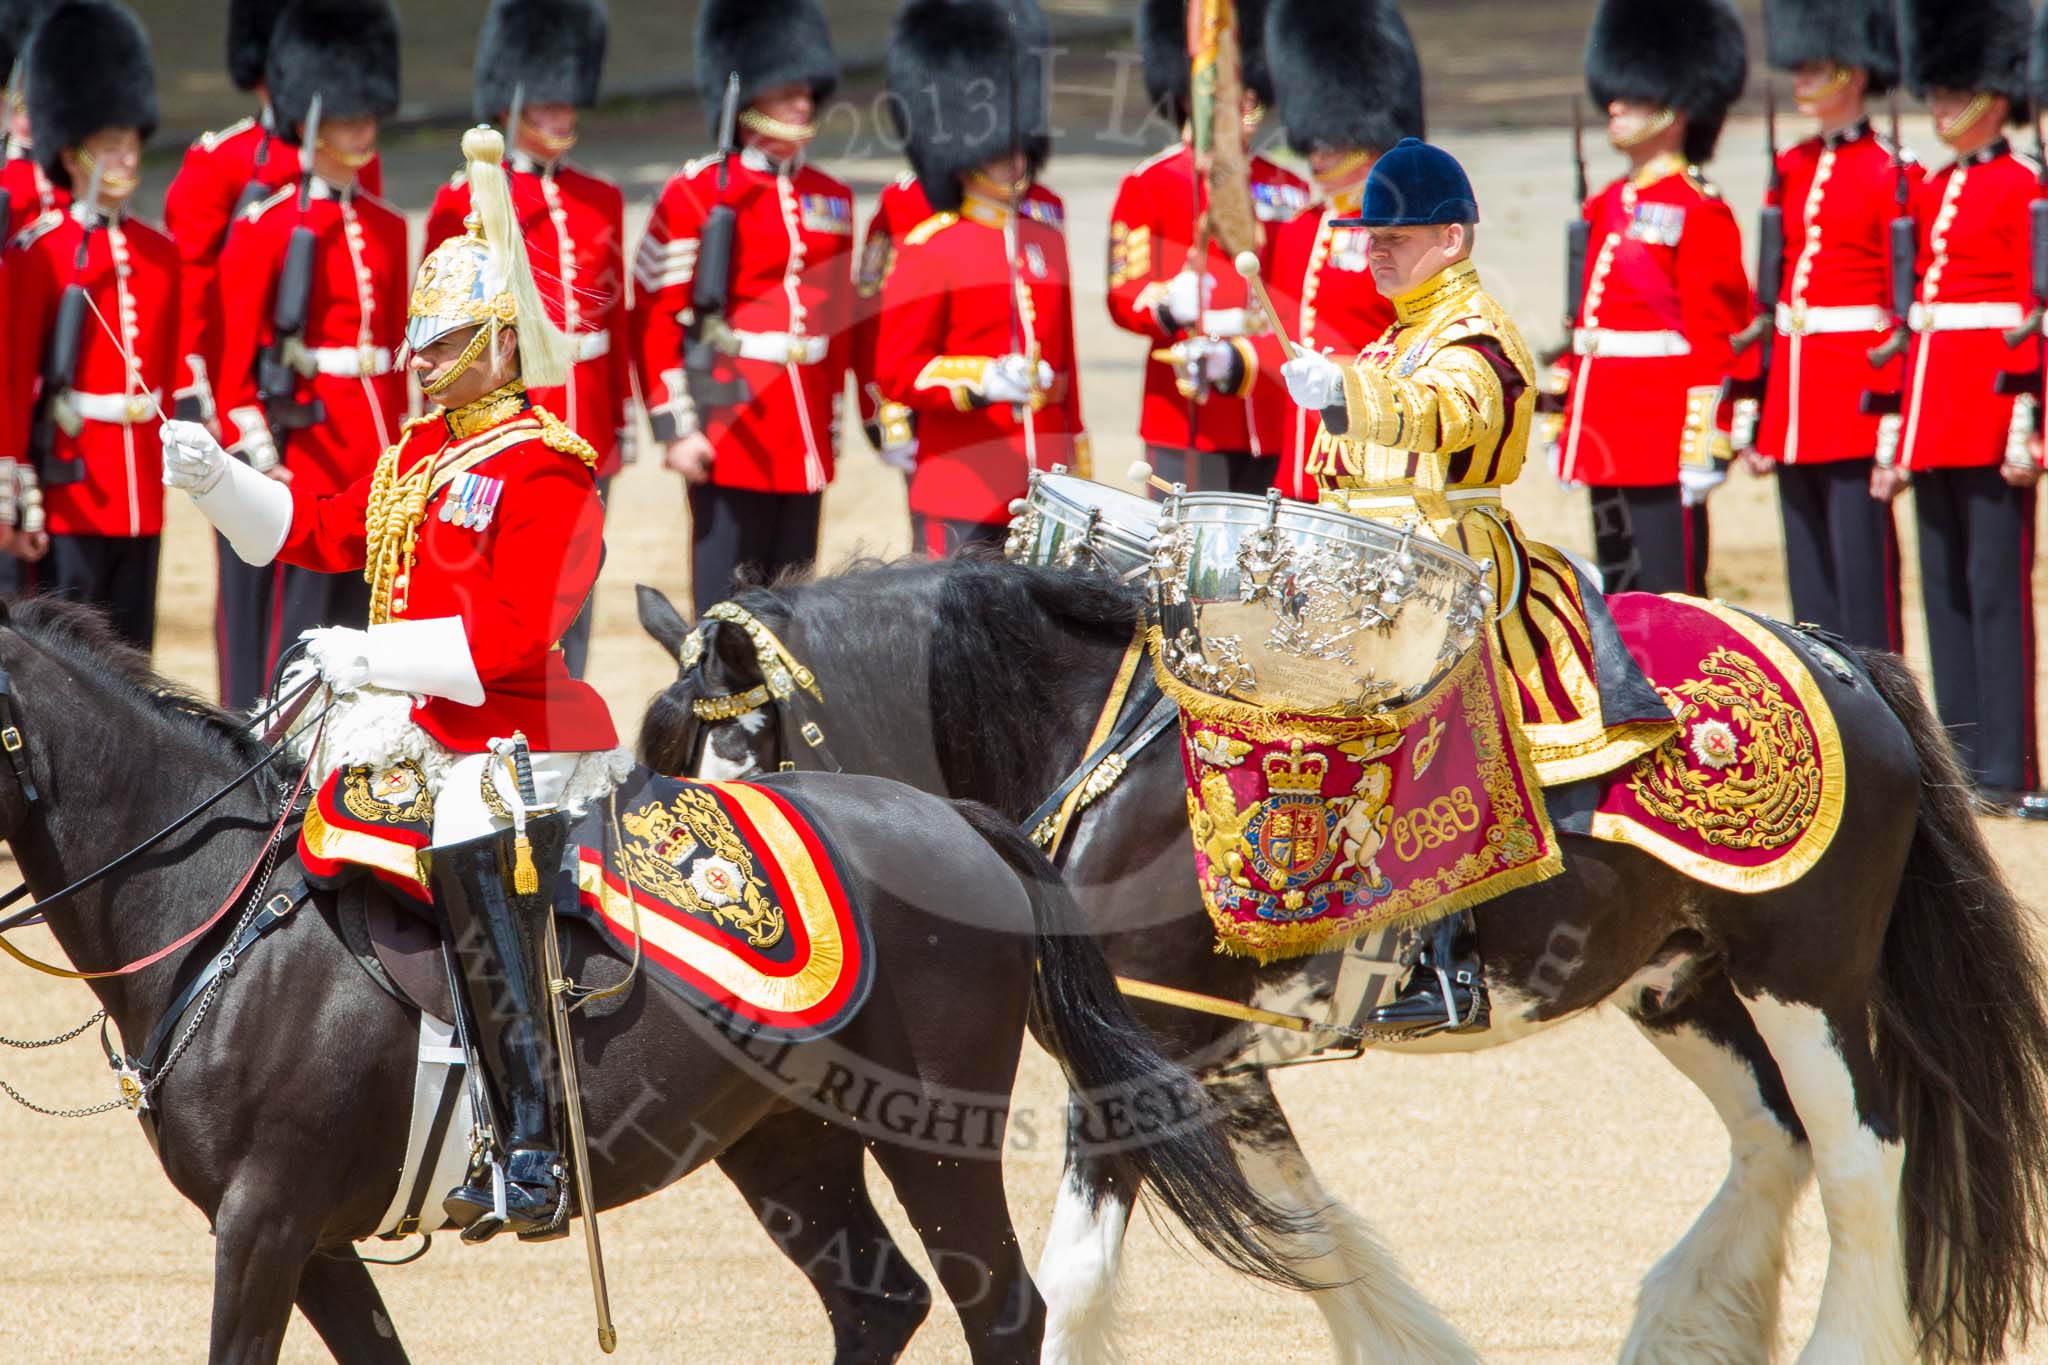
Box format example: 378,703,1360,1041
1188,772,1255,887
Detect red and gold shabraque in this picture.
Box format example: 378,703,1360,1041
1159,640,1562,962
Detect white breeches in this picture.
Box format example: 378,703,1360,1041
430,750,591,848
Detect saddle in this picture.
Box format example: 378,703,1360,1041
329,878,453,1023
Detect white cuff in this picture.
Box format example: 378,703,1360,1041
194,455,293,566
364,616,485,707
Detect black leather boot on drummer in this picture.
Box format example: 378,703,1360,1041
1370,909,1490,1037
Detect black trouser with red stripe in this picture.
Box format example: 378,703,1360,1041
1589,485,1689,594
1776,458,1901,652
32,533,161,654
1911,465,2038,792
215,536,372,713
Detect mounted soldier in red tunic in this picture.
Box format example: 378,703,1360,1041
163,125,621,1240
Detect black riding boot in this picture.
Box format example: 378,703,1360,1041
430,813,572,1241
1368,908,1489,1037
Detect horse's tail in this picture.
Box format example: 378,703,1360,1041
952,800,1322,1291
1862,648,2048,1361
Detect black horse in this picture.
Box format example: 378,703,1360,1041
0,597,1308,1364
639,557,2048,1365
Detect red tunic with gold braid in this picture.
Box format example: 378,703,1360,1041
1756,123,1921,464
1557,153,1753,487
213,178,410,498
426,153,632,478
872,190,1088,526
4,207,180,536
278,389,616,754
1896,139,2040,473
630,148,853,494
1106,142,1310,461
162,116,385,424
1244,184,1398,499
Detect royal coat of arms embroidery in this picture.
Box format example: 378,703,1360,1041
619,787,787,949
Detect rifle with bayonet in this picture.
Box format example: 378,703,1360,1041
683,72,752,412
1992,108,2048,464
254,94,326,466
1724,83,1783,451
27,163,104,488
1003,8,1037,433
1536,97,1590,408
1856,86,1917,452
0,59,21,234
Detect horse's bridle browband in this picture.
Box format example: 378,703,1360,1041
682,602,841,771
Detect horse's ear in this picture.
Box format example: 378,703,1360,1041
636,584,692,662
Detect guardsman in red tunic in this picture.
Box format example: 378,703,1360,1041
1737,0,1916,652
1245,0,1420,501
849,0,1062,491
1878,0,2046,817
5,0,172,650
1557,0,1751,594
0,0,69,242
873,0,1087,558
161,0,386,430
210,0,407,711
428,0,624,678
632,0,850,616
1106,0,1308,496
166,126,618,1241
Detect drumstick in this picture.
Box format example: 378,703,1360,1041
1235,251,1301,361
1125,459,1178,496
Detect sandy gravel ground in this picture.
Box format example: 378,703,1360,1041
0,117,2044,1363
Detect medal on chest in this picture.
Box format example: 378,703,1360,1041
1024,242,1048,279
438,472,504,531
1331,227,1371,272
800,193,852,235
1626,202,1687,247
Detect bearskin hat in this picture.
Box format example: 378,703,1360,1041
888,0,1050,213
1,0,58,80
1903,0,2028,109
474,0,606,120
1140,0,1278,122
26,0,154,180
265,0,400,137
1265,0,1424,158
1764,0,1900,94
695,0,836,137
1586,0,1748,164
226,0,287,92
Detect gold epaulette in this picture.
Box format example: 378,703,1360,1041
535,405,599,468
903,211,960,247
196,116,255,153
243,185,294,223
1682,166,1723,200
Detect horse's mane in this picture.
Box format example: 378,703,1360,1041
731,555,1143,818
4,597,274,769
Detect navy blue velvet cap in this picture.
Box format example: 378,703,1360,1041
1332,138,1480,228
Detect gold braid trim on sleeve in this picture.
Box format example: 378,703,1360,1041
1337,342,1505,479
534,404,599,468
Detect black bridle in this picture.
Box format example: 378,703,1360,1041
674,603,843,777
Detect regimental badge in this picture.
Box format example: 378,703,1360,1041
856,230,895,299
1252,181,1310,222
802,194,853,235
438,472,504,531
1330,228,1370,272
619,787,787,949
340,761,434,825
1627,202,1687,247
1024,243,1048,279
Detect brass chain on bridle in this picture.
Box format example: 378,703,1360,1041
686,603,837,767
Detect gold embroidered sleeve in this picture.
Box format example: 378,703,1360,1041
916,355,996,412
1337,343,1506,488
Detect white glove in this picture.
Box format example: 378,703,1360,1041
1281,350,1346,411
1679,463,1727,508
302,626,373,695
161,419,229,494
981,355,1054,406
1192,337,1240,388
1163,270,1213,328
879,440,919,474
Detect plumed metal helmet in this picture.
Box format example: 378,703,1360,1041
1903,0,2029,109
265,0,401,138
1139,0,1279,122
1335,137,1478,227
1585,0,1749,164
408,126,574,388
226,0,287,93
1763,0,1901,95
474,0,607,120
1266,0,1424,158
26,0,155,181
887,0,1051,214
694,0,836,138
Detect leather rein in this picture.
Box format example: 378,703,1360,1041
0,667,326,980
